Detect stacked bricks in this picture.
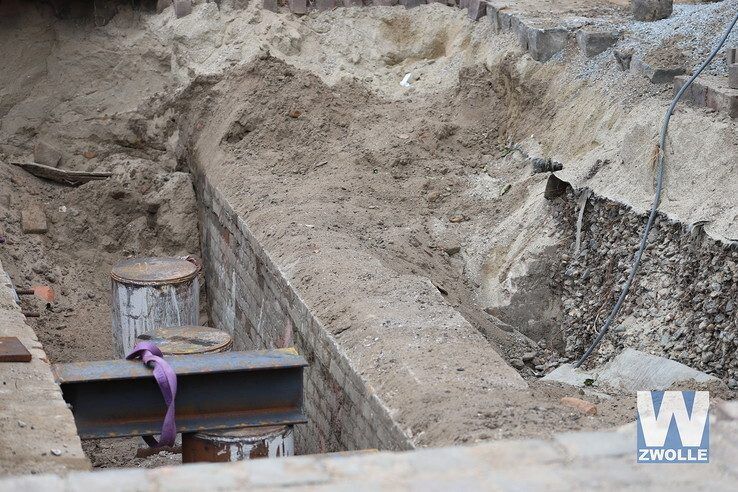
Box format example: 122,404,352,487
195,170,414,454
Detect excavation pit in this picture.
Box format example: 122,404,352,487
1,0,736,480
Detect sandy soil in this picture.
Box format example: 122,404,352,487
0,0,735,466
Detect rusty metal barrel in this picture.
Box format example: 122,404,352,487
182,425,294,462
111,257,200,358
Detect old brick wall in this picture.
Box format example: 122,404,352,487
194,170,413,454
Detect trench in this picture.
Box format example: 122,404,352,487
2,0,735,473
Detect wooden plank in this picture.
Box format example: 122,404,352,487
10,161,112,186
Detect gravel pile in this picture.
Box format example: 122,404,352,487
557,189,738,389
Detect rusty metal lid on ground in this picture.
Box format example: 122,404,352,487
136,326,232,355
111,257,199,286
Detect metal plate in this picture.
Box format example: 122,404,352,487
111,257,199,286
136,326,232,355
53,350,307,439
0,337,32,362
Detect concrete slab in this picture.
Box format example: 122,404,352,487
545,348,722,393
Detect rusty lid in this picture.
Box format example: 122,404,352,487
111,257,199,286
194,425,291,441
135,326,232,356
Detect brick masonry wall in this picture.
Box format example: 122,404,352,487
0,259,89,476
194,169,413,454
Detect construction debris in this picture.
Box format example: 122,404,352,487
20,205,47,234
11,161,112,186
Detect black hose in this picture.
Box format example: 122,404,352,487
575,10,738,368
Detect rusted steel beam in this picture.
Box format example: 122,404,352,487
53,350,307,439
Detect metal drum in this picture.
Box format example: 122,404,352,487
182,425,295,463
111,257,199,358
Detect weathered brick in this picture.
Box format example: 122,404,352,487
21,204,48,234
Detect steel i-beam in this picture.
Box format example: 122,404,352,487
52,350,307,439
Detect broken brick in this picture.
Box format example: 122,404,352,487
561,397,597,416
21,205,48,234
32,285,56,303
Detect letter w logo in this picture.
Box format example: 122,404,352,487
637,391,709,447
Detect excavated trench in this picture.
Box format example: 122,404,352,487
2,0,735,471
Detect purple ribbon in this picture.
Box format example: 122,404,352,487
126,342,177,448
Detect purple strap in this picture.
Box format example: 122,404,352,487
126,342,177,448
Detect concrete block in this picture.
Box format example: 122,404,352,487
263,0,279,13
576,29,620,58
632,0,673,22
527,27,569,62
632,56,685,83
466,0,485,20
21,205,48,234
459,0,468,8
374,0,399,4
33,141,62,168
400,0,425,7
342,0,363,5
512,17,529,50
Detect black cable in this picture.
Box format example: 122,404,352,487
575,10,738,368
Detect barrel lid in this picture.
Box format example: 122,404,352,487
194,425,291,441
135,326,232,356
111,257,198,286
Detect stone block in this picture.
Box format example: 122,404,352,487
21,205,48,234
459,0,468,8
288,0,308,13
632,56,685,83
342,0,363,5
263,0,279,12
466,0,485,20
33,141,61,168
632,0,673,22
527,27,569,62
400,0,425,7
576,29,620,58
315,0,338,9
